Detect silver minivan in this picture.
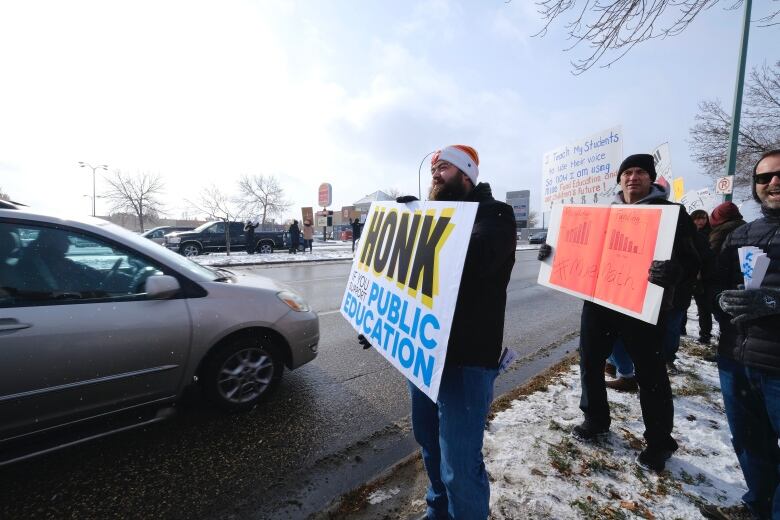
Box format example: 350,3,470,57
0,202,319,465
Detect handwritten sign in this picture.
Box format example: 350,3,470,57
538,204,680,324
652,143,673,181
738,246,770,289
340,201,477,401
542,126,623,211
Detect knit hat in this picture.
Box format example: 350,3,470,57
709,201,742,227
431,145,479,186
617,154,657,184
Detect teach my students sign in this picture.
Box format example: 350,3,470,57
340,201,477,401
537,204,680,324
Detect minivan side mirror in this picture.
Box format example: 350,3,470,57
145,275,181,299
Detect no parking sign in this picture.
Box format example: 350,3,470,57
715,176,734,195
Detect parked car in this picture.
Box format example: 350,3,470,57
0,202,319,465
528,231,548,244
340,229,353,241
142,226,195,245
164,221,285,256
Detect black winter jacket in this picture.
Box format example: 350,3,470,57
710,219,746,254
716,209,780,373
446,183,516,368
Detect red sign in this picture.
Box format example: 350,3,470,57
318,183,332,207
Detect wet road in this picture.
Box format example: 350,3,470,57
0,250,582,519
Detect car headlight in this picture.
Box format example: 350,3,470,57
167,237,181,244
277,290,310,312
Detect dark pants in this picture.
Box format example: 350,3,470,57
579,302,676,451
719,356,780,519
681,286,714,341
245,232,254,254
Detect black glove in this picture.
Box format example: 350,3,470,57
537,243,552,261
718,286,780,324
647,260,681,289
358,334,371,349
396,195,419,203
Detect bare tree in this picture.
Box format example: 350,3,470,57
237,174,292,227
186,185,242,254
383,187,404,199
527,210,539,228
0,187,9,201
689,60,780,195
531,0,779,74
102,170,165,232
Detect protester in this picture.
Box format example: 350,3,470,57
360,144,516,520
539,153,699,472
302,219,314,253
288,220,300,254
243,218,258,254
704,150,780,520
684,209,717,345
709,201,746,254
350,217,362,253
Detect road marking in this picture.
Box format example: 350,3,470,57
317,309,342,316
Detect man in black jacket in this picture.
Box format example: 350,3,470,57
539,153,700,472
363,144,515,520
711,150,780,520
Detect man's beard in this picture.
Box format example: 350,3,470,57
429,173,468,201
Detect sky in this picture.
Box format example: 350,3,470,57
0,0,776,222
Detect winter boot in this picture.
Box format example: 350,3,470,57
605,376,638,393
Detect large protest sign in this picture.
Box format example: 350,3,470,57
652,142,673,181
340,201,477,401
538,204,680,324
542,126,623,211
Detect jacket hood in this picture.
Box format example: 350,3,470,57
710,201,743,227
613,183,669,204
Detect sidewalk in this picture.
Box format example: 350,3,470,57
189,242,542,268
315,319,745,520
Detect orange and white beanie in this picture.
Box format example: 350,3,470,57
431,145,480,186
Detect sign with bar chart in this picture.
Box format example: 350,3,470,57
538,204,680,324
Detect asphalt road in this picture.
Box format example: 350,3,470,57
0,250,582,520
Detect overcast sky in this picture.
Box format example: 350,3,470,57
0,0,775,222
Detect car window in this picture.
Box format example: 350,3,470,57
1,223,166,307
230,223,244,234
209,223,225,234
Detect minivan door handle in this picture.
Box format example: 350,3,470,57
0,318,32,333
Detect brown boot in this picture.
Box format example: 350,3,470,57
605,377,638,392
604,362,616,378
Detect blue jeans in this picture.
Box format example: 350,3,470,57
606,309,686,377
718,356,780,519
409,365,498,520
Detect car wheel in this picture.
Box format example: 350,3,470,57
201,336,283,412
180,243,202,257
257,242,273,254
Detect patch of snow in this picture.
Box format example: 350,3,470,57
485,306,744,519
367,487,400,505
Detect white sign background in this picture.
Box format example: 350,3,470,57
340,201,478,401
542,126,623,211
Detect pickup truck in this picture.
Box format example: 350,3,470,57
165,221,286,256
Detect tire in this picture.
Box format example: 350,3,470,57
180,243,202,257
201,336,283,412
257,241,274,254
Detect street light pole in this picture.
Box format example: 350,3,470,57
78,162,108,216
417,150,436,200
723,0,752,202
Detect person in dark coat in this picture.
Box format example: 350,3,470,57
288,220,301,254
707,150,780,520
244,219,258,254
684,209,717,345
350,217,362,252
539,153,700,473
361,144,516,519
709,201,746,254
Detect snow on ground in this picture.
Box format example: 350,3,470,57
484,311,745,519
188,242,540,267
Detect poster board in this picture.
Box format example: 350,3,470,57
538,204,680,324
541,126,623,211
340,201,478,401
